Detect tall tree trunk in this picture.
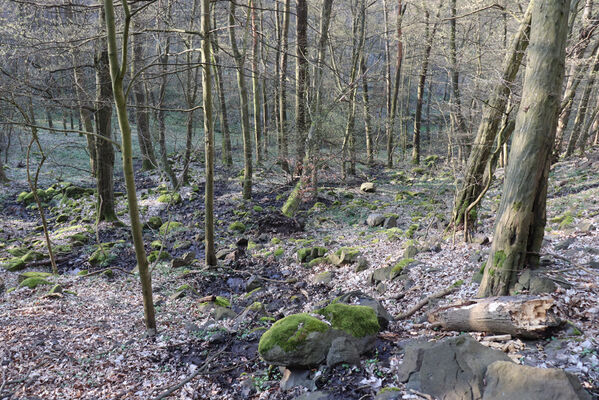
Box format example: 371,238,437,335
295,0,308,165
412,5,440,165
479,0,569,297
211,10,232,167
449,0,466,134
278,0,290,160
361,55,373,165
452,2,533,230
94,15,118,223
102,0,157,335
131,18,157,171
566,49,599,156
229,1,253,199
73,59,97,177
553,3,599,156
201,0,216,266
384,0,404,167
342,0,366,177
250,0,262,164
157,23,178,188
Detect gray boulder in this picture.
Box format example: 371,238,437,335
326,337,361,367
397,336,511,400
360,182,376,192
367,214,385,227
482,361,591,400
383,216,397,229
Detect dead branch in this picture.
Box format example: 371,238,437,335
396,286,457,320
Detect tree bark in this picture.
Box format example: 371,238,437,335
94,13,118,223
102,0,157,335
295,0,308,165
211,10,232,167
428,296,562,339
278,0,290,161
250,0,262,165
452,2,533,230
201,0,216,266
479,0,570,297
229,1,253,199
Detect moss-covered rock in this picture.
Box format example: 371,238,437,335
55,214,69,223
297,247,328,263
21,250,44,263
1,258,26,272
228,221,246,233
317,303,379,338
89,247,111,266
145,216,163,230
159,221,183,235
18,271,53,283
148,250,170,263
329,247,360,266
157,192,182,204
258,313,330,366
19,277,52,289
389,258,415,280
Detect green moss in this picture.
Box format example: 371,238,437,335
390,258,415,278
68,233,88,243
19,271,53,282
19,277,52,289
273,248,284,257
157,192,182,204
20,251,44,263
452,279,464,287
7,247,28,257
148,250,170,263
215,296,230,307
317,303,379,338
253,205,263,212
145,216,163,230
271,237,281,245
258,313,329,354
77,270,88,276
1,258,26,272
308,257,327,268
159,221,183,235
151,240,163,249
493,250,506,269
386,228,403,241
176,284,192,292
513,201,523,212
228,221,246,233
405,223,419,239
249,301,263,311
378,387,401,395
559,215,574,229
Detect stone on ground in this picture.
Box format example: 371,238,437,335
367,213,385,227
360,182,376,193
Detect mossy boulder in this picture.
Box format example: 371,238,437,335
259,304,380,368
19,277,52,289
55,214,69,223
64,185,94,199
1,258,26,272
159,221,183,235
389,258,415,280
21,251,44,263
228,221,246,233
7,247,28,257
313,270,334,284
329,247,360,266
258,313,331,367
297,247,327,263
148,250,170,263
317,303,379,338
18,271,53,283
145,216,163,230
89,247,111,266
157,192,182,204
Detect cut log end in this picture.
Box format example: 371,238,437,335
427,295,562,339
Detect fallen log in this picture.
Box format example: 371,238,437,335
427,296,562,339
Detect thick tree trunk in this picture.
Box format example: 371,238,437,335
428,296,562,339
295,0,308,165
251,0,262,165
452,3,533,229
131,20,156,171
229,1,252,199
479,0,570,297
102,0,156,335
201,0,216,267
278,0,290,160
94,23,118,223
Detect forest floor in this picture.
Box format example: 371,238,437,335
0,149,598,399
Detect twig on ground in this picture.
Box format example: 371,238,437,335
78,267,134,278
151,346,227,400
546,253,599,276
396,286,457,320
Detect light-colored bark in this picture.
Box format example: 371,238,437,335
102,0,157,335
479,0,570,297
